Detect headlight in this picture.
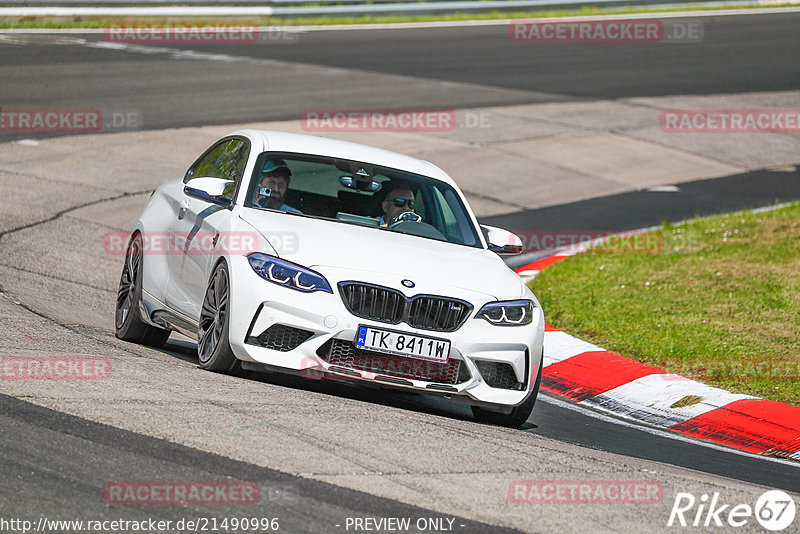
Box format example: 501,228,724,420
247,253,332,293
477,300,534,326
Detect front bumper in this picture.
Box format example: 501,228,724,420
227,256,544,408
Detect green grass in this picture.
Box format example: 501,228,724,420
530,202,800,405
1,3,799,29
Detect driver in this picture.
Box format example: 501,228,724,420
379,185,420,226
253,158,302,214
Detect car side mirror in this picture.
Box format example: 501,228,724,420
184,177,234,209
481,225,524,255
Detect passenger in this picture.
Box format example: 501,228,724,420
254,159,302,214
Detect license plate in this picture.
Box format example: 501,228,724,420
355,325,450,363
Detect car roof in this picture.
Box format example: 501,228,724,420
230,129,454,185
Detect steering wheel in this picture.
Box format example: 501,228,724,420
388,211,422,228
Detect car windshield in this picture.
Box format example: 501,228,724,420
244,152,482,248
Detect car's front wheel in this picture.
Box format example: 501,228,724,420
471,356,543,428
197,261,239,373
115,233,171,347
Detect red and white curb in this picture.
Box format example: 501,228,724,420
517,252,800,462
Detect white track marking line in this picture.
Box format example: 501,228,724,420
1,6,800,31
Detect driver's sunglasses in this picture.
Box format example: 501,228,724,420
390,198,415,209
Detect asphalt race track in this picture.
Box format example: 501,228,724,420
0,395,520,534
1,12,799,137
1,10,800,533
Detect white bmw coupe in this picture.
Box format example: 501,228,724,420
115,130,545,426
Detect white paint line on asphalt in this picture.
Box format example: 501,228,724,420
0,6,799,30
539,393,800,469
84,40,258,62
516,201,796,271
290,5,800,31
646,185,681,192
0,6,278,16
750,201,795,214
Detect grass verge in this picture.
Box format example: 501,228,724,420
0,3,799,29
529,202,800,405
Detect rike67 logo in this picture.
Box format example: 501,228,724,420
668,490,796,531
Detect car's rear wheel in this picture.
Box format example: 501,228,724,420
197,261,239,373
471,356,543,428
115,233,171,347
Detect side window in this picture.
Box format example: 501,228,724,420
216,140,250,200
183,138,250,201
184,140,231,183
216,139,249,182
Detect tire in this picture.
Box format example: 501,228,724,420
471,356,543,428
115,233,171,347
197,261,240,373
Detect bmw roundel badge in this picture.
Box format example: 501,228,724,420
401,279,415,288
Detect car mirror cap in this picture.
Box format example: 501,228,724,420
481,225,524,255
184,177,234,208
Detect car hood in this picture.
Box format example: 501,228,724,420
238,210,525,300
